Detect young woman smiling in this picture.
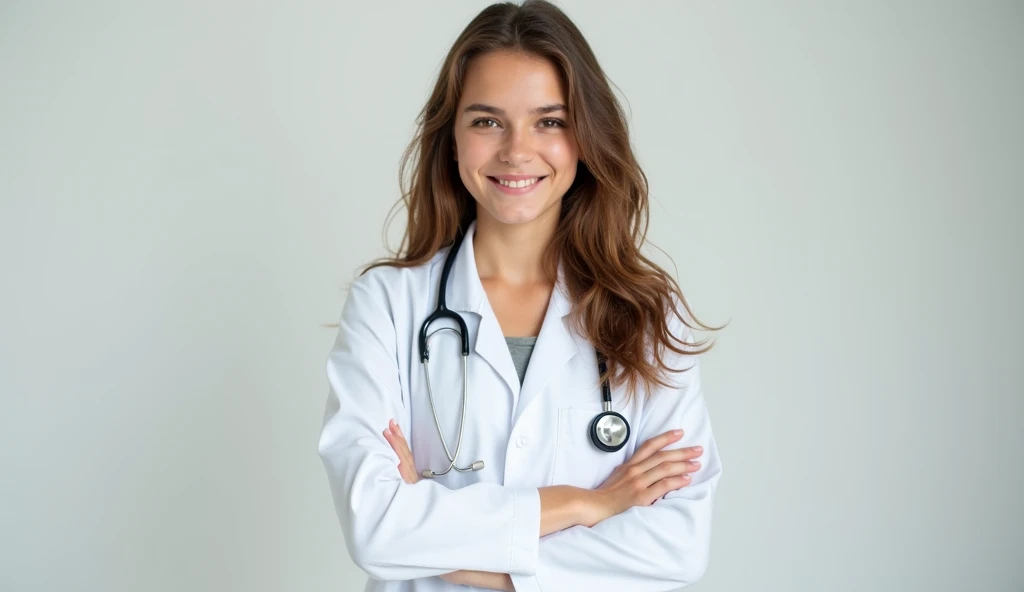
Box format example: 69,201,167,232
318,2,725,590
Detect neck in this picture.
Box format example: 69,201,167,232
472,215,557,286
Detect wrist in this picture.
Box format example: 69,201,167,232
574,487,607,528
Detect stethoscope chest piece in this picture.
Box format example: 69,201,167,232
590,350,630,452
589,410,630,452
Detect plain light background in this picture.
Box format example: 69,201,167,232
1,1,1021,590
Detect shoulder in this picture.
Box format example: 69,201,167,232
345,250,449,312
334,251,448,350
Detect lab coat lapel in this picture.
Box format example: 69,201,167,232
446,220,523,404
512,273,578,427
445,220,580,423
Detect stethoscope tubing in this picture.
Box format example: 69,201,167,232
417,225,629,478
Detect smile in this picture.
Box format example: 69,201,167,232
487,176,547,195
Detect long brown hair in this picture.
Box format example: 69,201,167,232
354,0,726,402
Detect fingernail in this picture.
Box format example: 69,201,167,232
383,428,392,437
673,430,683,436
695,446,703,452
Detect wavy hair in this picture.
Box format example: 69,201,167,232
357,0,726,402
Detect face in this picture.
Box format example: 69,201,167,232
452,51,579,231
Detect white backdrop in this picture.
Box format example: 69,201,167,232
1,1,1021,590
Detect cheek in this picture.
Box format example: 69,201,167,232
544,139,578,170
458,142,495,173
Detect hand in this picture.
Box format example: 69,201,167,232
585,429,703,525
439,569,513,591
383,418,419,484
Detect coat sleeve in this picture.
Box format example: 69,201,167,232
510,316,724,592
317,272,541,581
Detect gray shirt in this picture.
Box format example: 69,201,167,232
504,335,538,386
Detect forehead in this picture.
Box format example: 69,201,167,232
460,51,566,110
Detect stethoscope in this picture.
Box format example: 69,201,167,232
417,228,631,479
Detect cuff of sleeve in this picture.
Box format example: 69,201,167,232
507,487,541,576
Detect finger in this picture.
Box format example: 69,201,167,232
389,419,409,447
389,420,415,464
383,426,401,450
625,459,692,492
633,446,703,474
382,428,412,479
387,420,419,481
383,428,405,463
397,441,416,476
648,460,701,483
626,430,684,466
385,421,407,451
385,434,415,479
636,456,698,483
646,474,692,504
395,460,416,483
653,446,703,463
383,428,413,468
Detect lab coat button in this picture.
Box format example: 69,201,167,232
515,436,528,448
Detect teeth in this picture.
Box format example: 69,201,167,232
497,177,539,188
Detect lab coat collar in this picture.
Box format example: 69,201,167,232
445,218,579,423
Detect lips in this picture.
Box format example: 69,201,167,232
487,175,548,183
487,175,548,195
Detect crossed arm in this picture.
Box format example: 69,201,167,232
379,421,527,590
319,277,722,590
381,418,707,590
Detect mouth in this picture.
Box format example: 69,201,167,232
487,175,548,195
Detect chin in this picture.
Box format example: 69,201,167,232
481,204,559,228
488,212,540,226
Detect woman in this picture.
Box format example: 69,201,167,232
318,1,725,590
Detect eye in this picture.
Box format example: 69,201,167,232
540,118,567,128
470,118,567,129
471,118,500,128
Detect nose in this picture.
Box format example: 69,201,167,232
498,126,534,166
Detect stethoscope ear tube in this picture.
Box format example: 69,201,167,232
419,230,470,363
419,308,469,362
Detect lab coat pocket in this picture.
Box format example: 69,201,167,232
550,407,628,490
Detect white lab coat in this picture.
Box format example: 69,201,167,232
318,219,723,591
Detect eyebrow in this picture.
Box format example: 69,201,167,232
462,103,567,116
